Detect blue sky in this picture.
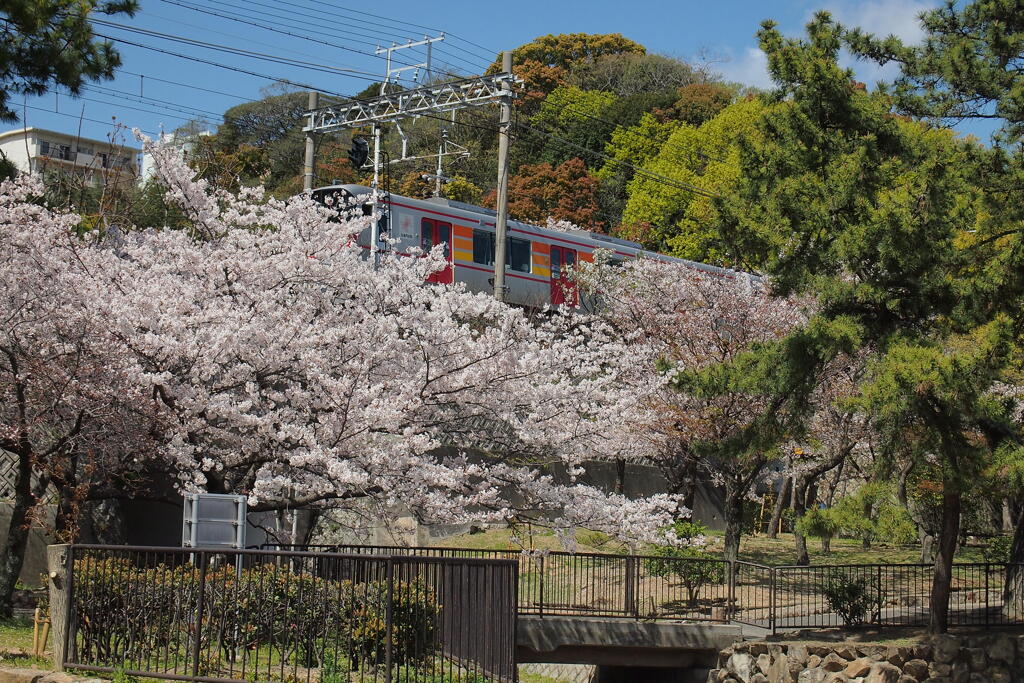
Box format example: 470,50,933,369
13,0,946,147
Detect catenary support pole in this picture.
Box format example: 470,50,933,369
493,50,512,302
303,91,318,192
370,122,382,269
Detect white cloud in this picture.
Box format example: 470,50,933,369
823,0,938,87
717,46,773,89
821,0,934,43
714,1,938,91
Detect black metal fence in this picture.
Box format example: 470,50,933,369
62,545,517,683
262,544,1024,633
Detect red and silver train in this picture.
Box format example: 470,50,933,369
312,184,736,308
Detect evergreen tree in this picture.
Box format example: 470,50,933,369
712,12,1008,633
0,0,138,122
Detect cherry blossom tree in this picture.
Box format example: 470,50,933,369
578,255,807,562
0,174,162,616
106,138,684,539
1,134,687,613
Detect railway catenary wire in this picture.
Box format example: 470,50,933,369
92,20,387,81
81,84,224,120
139,6,404,80
178,0,494,69
116,69,254,102
204,0,485,73
159,0,479,79
253,0,496,63
19,103,162,137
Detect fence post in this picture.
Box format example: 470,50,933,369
770,566,776,635
385,559,394,683
985,563,990,626
624,556,637,618
191,551,209,679
46,544,71,671
727,561,736,622
538,555,545,619
876,565,883,624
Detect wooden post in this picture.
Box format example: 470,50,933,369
46,544,71,671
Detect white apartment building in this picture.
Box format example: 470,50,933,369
139,129,211,183
0,127,140,188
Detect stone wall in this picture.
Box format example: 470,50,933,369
708,632,1024,683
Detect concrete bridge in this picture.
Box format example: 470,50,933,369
517,616,745,682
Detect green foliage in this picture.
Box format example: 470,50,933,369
72,555,440,672
983,535,1014,564
621,97,763,261
708,20,1020,633
874,501,918,546
644,521,723,606
199,91,310,194
442,176,483,204
845,0,1024,143
0,0,138,122
530,86,618,166
796,507,840,548
664,83,736,126
568,52,699,97
595,113,680,225
318,651,349,683
823,484,917,547
110,668,140,683
0,150,16,182
821,567,882,626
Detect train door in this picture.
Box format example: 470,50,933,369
549,245,577,305
421,217,453,284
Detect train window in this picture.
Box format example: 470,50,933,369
471,229,531,272
473,229,495,265
508,237,531,273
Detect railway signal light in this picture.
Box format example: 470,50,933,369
348,136,369,169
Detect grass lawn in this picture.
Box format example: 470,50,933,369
432,527,990,566
0,616,38,653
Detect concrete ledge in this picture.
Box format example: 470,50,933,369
0,670,103,683
517,616,743,667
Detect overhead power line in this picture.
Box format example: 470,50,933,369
93,20,384,81
202,0,495,66
116,69,254,102
161,0,476,79
20,103,160,137
83,84,224,120
93,32,348,96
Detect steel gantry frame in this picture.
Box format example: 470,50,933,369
303,74,516,132
303,54,520,296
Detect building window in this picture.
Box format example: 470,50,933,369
471,229,531,273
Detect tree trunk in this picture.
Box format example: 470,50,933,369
792,474,810,566
928,489,961,634
0,450,33,618
615,459,626,495
1002,502,1024,618
919,531,936,563
723,481,744,564
821,536,831,553
767,477,791,539
1003,499,1016,534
